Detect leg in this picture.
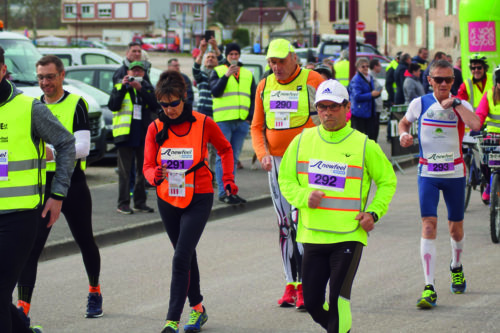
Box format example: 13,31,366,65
133,146,147,207
214,121,233,198
117,146,134,207
229,120,249,174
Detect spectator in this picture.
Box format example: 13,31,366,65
314,64,333,80
447,54,464,95
457,54,492,109
412,47,429,70
349,58,381,141
193,37,223,174
253,40,261,54
305,62,316,69
455,56,462,71
394,53,411,104
369,58,384,116
167,58,194,106
386,51,402,106
334,50,350,87
210,42,256,204
321,58,335,79
403,63,425,104
422,51,447,93
108,61,158,214
113,41,151,84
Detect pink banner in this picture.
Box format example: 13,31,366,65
468,21,496,52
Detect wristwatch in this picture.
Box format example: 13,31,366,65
452,98,462,108
367,211,379,223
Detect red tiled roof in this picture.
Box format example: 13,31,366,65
236,7,291,24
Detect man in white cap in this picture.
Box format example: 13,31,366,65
278,79,397,332
251,38,324,310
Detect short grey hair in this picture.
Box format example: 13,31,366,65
429,59,453,76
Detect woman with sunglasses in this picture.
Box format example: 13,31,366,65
474,66,500,202
143,70,238,333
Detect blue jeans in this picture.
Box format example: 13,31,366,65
215,119,249,197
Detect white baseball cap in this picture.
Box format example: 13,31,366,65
314,79,349,106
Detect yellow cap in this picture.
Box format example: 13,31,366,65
266,39,295,59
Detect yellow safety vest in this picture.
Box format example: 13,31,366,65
486,88,500,133
0,89,46,211
112,83,134,140
262,69,312,130
465,73,493,109
386,59,398,90
334,60,350,87
212,65,252,122
45,94,87,171
295,127,367,235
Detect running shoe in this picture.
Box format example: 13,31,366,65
234,194,247,204
295,283,306,311
17,306,30,327
278,283,296,307
183,306,208,333
133,204,154,213
416,284,437,309
482,183,491,204
218,194,240,205
117,204,133,214
450,265,467,294
30,326,43,333
85,292,103,318
161,321,179,333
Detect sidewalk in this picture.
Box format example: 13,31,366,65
40,125,416,261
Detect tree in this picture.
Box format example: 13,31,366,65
10,0,61,34
211,0,286,27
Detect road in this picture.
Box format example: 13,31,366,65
22,165,500,333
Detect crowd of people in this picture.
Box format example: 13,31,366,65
1,34,499,333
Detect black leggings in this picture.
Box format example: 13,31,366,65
0,210,39,333
302,242,363,333
17,169,101,303
157,193,213,322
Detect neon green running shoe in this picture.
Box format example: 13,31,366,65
450,265,467,294
161,320,179,333
183,306,208,333
416,284,437,309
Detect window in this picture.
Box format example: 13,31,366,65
98,70,116,94
171,3,182,17
64,4,76,19
425,0,437,9
97,3,112,18
131,2,147,18
81,4,94,19
402,24,409,45
115,3,129,18
193,4,201,17
428,21,435,49
65,70,94,86
82,53,118,65
415,16,423,45
396,24,402,46
444,26,451,37
55,54,72,66
337,0,348,21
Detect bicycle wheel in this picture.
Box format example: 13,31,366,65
489,173,500,243
464,153,472,212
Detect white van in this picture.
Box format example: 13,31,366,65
38,47,123,67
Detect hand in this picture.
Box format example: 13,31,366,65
440,97,454,109
224,181,239,195
199,39,208,53
129,79,142,91
45,145,54,161
154,165,166,186
225,64,239,77
399,133,413,148
308,190,325,209
208,37,218,50
356,212,375,232
260,155,272,171
371,90,381,97
42,198,63,228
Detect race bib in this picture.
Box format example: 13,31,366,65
161,148,194,171
489,153,500,167
133,104,142,120
308,159,347,192
270,90,299,113
168,171,186,197
274,112,290,129
426,152,454,175
0,150,7,181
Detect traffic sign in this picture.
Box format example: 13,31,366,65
356,21,366,31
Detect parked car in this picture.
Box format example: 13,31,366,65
317,34,382,62
295,47,318,66
141,37,167,52
0,31,107,164
239,54,269,81
69,40,108,49
38,47,122,67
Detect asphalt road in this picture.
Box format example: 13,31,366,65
21,165,500,333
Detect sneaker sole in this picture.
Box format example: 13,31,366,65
133,208,154,213
278,301,295,308
184,318,207,333
116,209,133,215
296,306,307,312
416,299,436,309
85,312,104,318
450,285,466,294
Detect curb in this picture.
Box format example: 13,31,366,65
40,194,272,262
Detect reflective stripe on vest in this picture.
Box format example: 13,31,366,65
212,65,252,122
486,88,500,133
262,69,311,130
155,112,207,208
466,73,493,109
295,127,367,234
0,90,46,211
112,83,133,139
334,60,350,87
45,93,87,171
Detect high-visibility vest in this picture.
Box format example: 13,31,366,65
45,93,87,171
386,59,398,90
485,88,500,133
0,89,46,211
155,112,208,208
112,83,134,139
295,127,367,235
262,69,312,130
465,73,493,109
212,65,252,122
334,60,350,87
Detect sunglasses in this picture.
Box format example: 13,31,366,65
470,66,483,71
158,100,182,108
431,76,454,84
316,101,347,111
36,73,58,81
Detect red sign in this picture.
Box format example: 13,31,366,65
356,21,366,31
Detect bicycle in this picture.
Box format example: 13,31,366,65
477,133,500,243
463,135,485,212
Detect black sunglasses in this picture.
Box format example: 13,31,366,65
431,76,454,84
158,100,182,108
470,65,483,71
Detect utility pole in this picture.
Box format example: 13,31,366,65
384,0,388,56
348,0,357,80
163,14,169,46
259,0,263,45
4,0,8,30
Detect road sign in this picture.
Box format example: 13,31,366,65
356,21,366,31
